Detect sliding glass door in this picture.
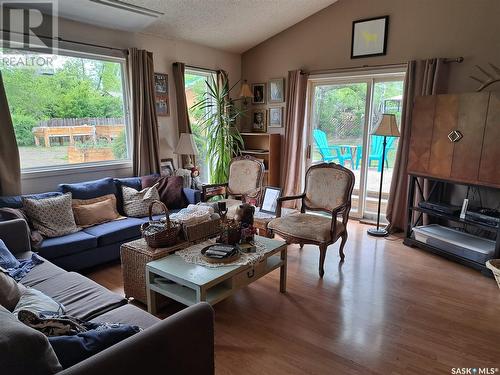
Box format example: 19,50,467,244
306,70,405,221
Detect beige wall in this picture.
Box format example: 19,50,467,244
22,17,241,193
241,0,500,134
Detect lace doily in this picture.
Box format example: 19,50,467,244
176,238,269,268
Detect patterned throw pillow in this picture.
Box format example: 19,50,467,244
122,184,163,218
22,193,80,238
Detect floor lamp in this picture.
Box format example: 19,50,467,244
367,114,400,237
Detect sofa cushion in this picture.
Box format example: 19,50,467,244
13,287,65,317
72,194,121,227
23,193,80,238
0,192,62,209
141,173,161,188
157,176,186,209
121,185,163,218
268,213,344,243
0,305,62,374
115,177,142,191
0,271,27,311
59,177,117,200
90,304,160,330
20,258,66,287
183,188,202,205
0,208,44,249
114,177,142,215
38,231,98,260
31,272,126,320
83,217,144,246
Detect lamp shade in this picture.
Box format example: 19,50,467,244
174,133,199,156
371,114,400,137
239,80,253,98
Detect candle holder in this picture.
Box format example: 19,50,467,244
218,201,228,222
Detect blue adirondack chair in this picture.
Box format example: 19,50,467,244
312,129,353,166
355,136,396,171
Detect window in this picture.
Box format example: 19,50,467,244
307,70,405,221
1,48,130,171
184,68,216,183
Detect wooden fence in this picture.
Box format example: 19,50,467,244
32,118,125,147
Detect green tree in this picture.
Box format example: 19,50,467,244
112,129,128,159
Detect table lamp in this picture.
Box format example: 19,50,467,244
174,133,199,169
239,80,253,105
367,114,400,237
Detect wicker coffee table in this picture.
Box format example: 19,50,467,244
145,236,287,313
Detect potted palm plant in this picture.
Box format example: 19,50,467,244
191,75,244,183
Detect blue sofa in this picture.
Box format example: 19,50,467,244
0,176,201,271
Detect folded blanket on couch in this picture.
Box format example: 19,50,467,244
0,239,44,281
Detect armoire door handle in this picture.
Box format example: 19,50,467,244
448,130,463,143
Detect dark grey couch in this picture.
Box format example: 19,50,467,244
0,219,214,375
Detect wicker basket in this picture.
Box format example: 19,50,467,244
141,201,180,248
182,218,222,242
120,238,187,304
486,259,500,289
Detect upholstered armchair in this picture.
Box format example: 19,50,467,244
201,155,265,204
268,163,355,277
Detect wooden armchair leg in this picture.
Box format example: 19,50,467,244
318,244,327,278
339,232,348,262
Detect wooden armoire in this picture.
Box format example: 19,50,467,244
405,91,500,273
407,91,500,187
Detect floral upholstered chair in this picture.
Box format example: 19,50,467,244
201,155,265,205
268,163,355,277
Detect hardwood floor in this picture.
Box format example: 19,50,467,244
86,222,500,375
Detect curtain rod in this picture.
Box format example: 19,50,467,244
185,64,218,74
308,57,464,75
1,29,128,54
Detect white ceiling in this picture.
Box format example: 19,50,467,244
57,0,338,53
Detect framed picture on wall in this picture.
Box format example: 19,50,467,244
268,106,283,128
268,78,285,103
154,73,170,116
252,109,267,133
351,16,389,59
155,95,169,116
252,83,266,104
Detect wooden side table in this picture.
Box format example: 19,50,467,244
120,238,187,304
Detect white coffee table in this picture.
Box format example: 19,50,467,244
145,236,287,313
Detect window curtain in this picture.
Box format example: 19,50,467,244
172,62,193,167
0,72,21,196
386,58,448,232
282,70,309,208
127,48,160,176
